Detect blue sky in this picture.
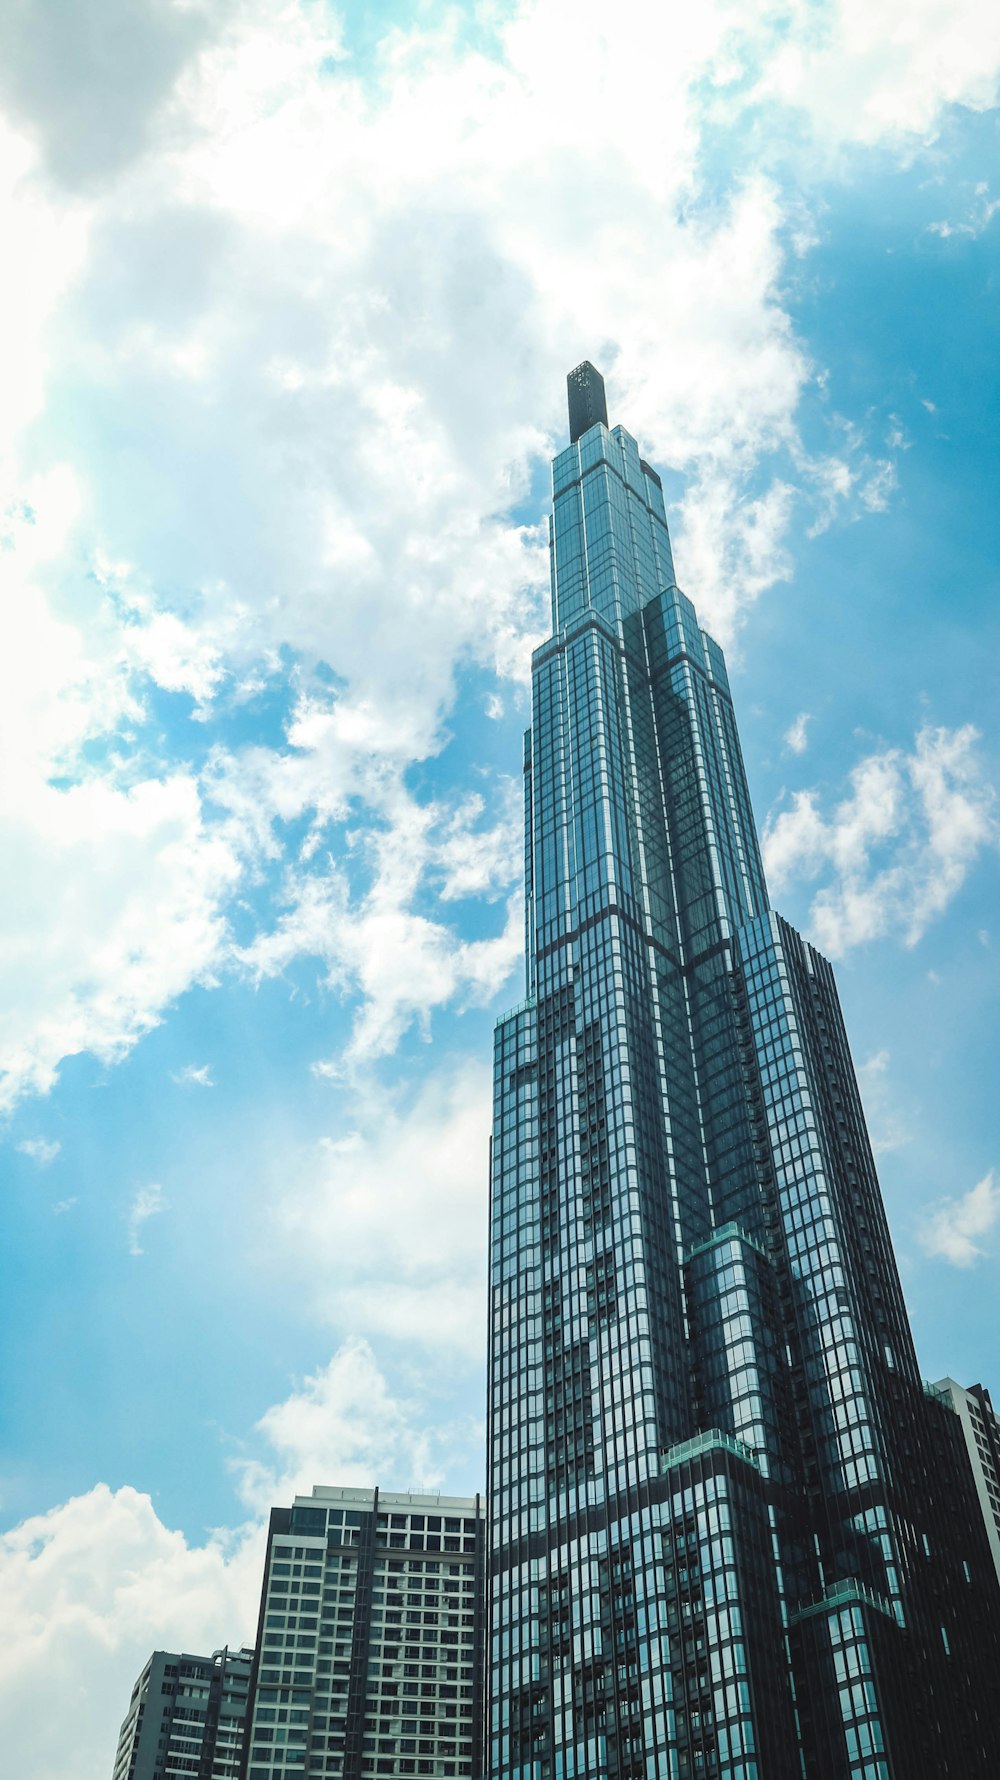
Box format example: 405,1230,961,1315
1,2,999,1773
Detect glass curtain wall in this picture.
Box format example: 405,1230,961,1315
487,366,1000,1780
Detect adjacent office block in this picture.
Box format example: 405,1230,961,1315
934,1378,1000,1585
112,1645,252,1780
243,1486,485,1780
487,366,1000,1780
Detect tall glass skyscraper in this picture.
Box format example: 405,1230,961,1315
487,365,1000,1780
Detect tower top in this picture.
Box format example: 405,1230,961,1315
567,360,608,443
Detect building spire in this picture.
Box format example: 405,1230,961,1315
566,359,608,443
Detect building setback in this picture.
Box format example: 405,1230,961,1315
242,1486,485,1780
487,364,1000,1780
112,1645,253,1780
934,1378,1000,1586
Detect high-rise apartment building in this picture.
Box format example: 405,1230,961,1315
242,1486,485,1780
487,365,1000,1780
933,1378,1000,1585
112,1645,252,1780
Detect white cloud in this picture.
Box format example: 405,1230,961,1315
271,1063,491,1353
128,1183,166,1256
673,465,797,639
232,1337,477,1516
0,765,241,1113
52,1196,77,1215
885,415,910,452
919,1170,1000,1267
797,424,899,540
0,484,242,1115
16,1136,61,1166
237,783,523,1065
784,712,811,754
1,0,999,1116
335,1281,485,1352
0,0,221,190
856,456,897,514
0,1483,262,1780
7,22,1000,1778
2,0,897,710
763,724,998,954
928,182,1000,238
751,0,1000,147
0,120,87,498
0,1334,475,1780
171,1063,215,1087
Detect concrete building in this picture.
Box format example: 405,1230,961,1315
112,1645,253,1780
243,1486,485,1780
934,1378,1000,1584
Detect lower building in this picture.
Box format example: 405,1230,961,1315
112,1644,253,1780
243,1485,485,1780
935,1378,1000,1585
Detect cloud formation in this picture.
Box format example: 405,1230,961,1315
0,1483,260,1780
919,1170,1000,1266
272,1063,492,1352
763,725,998,954
233,1337,480,1516
16,1136,60,1166
0,0,217,189
928,181,1000,238
128,1183,166,1256
784,712,811,755
0,495,241,1113
236,784,523,1065
0,1330,473,1780
1,12,999,1780
171,1063,215,1087
750,0,1000,145
2,0,998,1117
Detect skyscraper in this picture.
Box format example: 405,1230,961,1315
112,1645,252,1780
487,365,1000,1780
242,1486,485,1780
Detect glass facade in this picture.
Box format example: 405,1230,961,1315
244,1487,485,1780
487,367,1000,1780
